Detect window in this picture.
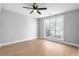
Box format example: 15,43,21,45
44,16,64,40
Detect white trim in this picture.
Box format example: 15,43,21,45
39,37,79,47
0,36,37,47
0,44,2,47
0,36,79,47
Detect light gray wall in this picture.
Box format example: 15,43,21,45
0,13,1,44
77,10,79,44
64,9,79,44
38,9,79,45
37,19,44,37
0,4,1,44
1,9,37,44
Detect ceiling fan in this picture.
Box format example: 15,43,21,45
23,3,47,14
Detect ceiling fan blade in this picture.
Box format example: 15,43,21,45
29,10,34,14
23,6,33,9
37,10,41,14
33,3,37,5
38,8,47,10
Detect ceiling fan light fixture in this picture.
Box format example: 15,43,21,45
23,3,47,14
34,10,37,12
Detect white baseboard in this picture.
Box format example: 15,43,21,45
39,37,79,47
0,36,79,47
0,36,37,47
0,44,2,47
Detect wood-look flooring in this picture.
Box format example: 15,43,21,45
0,39,78,56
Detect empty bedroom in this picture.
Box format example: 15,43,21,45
0,3,79,56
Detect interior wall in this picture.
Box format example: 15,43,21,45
37,19,44,38
0,13,1,44
64,9,79,44
77,13,79,43
1,9,37,44
38,9,79,45
0,4,1,44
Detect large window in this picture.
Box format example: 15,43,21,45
44,16,64,40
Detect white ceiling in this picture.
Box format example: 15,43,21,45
2,3,79,18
